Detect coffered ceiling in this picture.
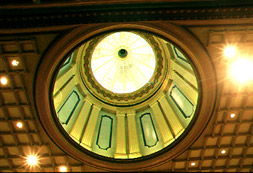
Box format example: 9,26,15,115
0,1,252,172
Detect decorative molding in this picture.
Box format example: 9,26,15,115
0,38,39,56
1,6,253,29
80,31,165,106
208,29,253,46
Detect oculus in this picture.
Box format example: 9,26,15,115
91,31,156,94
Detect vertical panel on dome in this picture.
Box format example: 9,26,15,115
150,102,174,146
139,113,158,147
114,113,127,158
172,71,198,105
53,65,75,96
70,99,92,142
57,90,80,125
159,94,184,137
127,112,141,158
173,61,198,89
172,73,198,105
96,115,113,150
53,76,76,111
170,85,194,118
81,105,101,150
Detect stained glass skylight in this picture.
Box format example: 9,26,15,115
91,31,156,94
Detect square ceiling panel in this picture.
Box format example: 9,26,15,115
235,136,247,145
223,124,236,134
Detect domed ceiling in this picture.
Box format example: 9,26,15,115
52,30,199,160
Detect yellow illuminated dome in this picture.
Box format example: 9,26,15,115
91,32,156,93
50,30,200,161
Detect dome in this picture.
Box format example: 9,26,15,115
52,30,199,160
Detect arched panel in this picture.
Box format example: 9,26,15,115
57,90,80,124
169,85,194,118
170,44,193,71
96,115,113,150
173,46,189,63
139,113,159,147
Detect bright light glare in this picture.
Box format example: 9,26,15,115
59,165,68,172
11,60,19,66
91,31,156,94
27,155,38,165
0,77,8,85
224,46,236,58
16,122,23,128
221,150,226,154
191,162,196,166
230,58,253,83
230,113,236,118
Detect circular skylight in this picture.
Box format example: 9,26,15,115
91,31,156,94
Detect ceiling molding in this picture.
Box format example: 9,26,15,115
1,5,253,29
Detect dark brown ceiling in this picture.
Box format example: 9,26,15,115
0,0,253,172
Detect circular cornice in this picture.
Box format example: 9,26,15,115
34,22,217,171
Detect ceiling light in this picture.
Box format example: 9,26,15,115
224,46,236,58
59,165,68,172
190,162,196,166
0,77,8,85
11,59,19,66
27,155,38,166
230,113,236,118
16,122,23,128
230,58,253,83
221,149,226,154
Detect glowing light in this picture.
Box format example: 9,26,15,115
230,113,236,118
27,155,38,166
0,77,8,85
91,31,156,94
221,150,226,154
59,165,68,172
16,122,23,128
190,162,196,166
11,60,19,66
224,46,236,58
230,58,253,83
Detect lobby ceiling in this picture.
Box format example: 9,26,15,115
0,1,252,172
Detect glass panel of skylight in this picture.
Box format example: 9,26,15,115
91,31,156,94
